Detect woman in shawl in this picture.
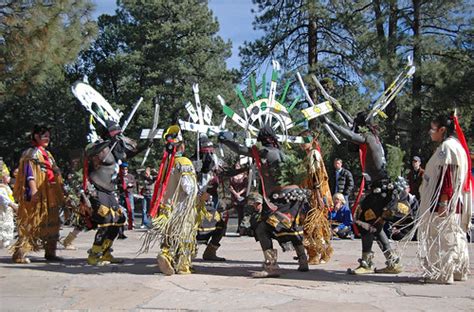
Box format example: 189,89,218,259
417,114,472,284
12,125,65,263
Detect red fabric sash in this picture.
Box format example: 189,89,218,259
199,147,214,153
351,144,367,236
150,150,168,212
36,145,55,183
149,147,176,217
453,115,472,192
251,146,267,199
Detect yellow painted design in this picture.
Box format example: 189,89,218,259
97,205,110,217
175,156,193,167
266,215,279,228
364,209,377,221
96,222,125,228
274,103,284,112
397,202,410,215
274,230,304,237
198,226,216,232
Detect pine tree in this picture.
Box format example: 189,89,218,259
74,0,237,166
0,0,97,166
1,0,97,95
238,1,371,161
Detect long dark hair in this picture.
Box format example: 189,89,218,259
431,113,455,137
30,124,51,142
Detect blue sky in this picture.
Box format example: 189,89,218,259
92,0,261,70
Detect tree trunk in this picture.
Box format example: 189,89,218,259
307,2,318,128
374,0,399,145
411,0,422,157
308,7,318,103
385,0,399,145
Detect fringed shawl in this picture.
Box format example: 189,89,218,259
140,157,199,270
405,137,472,281
12,147,64,253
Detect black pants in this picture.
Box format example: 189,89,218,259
358,181,394,254
196,220,227,246
360,227,391,253
93,225,120,247
90,189,125,246
210,220,226,246
255,221,303,251
236,206,245,232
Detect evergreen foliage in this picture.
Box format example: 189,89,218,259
72,0,237,168
241,0,473,173
0,0,472,178
0,0,97,166
385,144,405,180
1,0,97,95
277,149,307,186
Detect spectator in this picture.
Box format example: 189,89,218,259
239,192,263,237
9,167,18,190
407,156,424,200
117,162,136,237
229,162,248,233
328,193,353,239
140,166,156,229
329,158,354,204
62,172,76,225
12,124,65,263
0,164,17,248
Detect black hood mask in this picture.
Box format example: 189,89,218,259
257,125,279,148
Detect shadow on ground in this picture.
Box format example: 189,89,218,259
0,255,422,284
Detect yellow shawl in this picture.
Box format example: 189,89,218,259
12,147,64,252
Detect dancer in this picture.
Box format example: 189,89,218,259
229,161,248,234
324,112,403,274
193,135,226,261
142,126,200,275
219,126,309,278
299,130,334,264
84,121,146,265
